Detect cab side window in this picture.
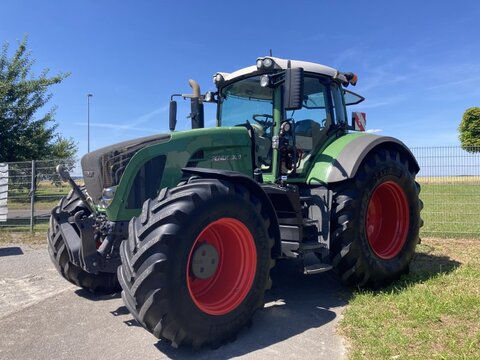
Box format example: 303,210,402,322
287,77,328,172
331,82,347,124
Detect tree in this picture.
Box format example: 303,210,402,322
459,107,480,152
0,37,77,162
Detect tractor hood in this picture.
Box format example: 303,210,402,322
81,134,172,203
92,127,254,221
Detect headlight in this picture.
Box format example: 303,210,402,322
213,73,225,86
263,58,273,68
204,91,218,103
260,75,271,87
99,186,117,209
256,57,275,70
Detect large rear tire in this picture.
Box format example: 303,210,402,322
118,178,275,349
330,148,422,288
48,189,120,294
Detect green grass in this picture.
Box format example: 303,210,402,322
341,238,480,359
7,181,70,210
0,220,49,233
419,180,480,238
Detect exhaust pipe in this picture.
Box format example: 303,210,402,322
169,79,205,131
188,79,204,129
188,79,201,100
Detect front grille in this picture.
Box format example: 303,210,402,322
101,148,141,188
81,134,171,203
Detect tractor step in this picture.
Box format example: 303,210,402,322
304,263,333,275
302,251,332,275
300,241,325,252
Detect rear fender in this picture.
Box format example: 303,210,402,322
307,133,419,185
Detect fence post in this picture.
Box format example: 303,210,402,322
30,160,36,233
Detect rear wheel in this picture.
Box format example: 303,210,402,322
48,189,120,293
118,178,275,348
330,148,422,288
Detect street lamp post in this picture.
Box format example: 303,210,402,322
87,93,93,152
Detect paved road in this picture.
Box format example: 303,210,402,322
0,244,348,360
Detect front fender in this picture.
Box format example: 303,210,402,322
307,133,419,185
182,167,282,257
105,127,253,221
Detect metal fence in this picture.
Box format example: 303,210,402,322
411,146,480,238
1,147,479,238
0,159,81,232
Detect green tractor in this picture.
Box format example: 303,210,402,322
48,56,422,348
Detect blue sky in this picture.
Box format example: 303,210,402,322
2,0,480,157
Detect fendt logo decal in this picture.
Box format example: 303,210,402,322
211,154,242,162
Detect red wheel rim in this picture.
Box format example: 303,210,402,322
366,181,409,260
187,218,257,315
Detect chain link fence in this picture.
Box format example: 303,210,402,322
0,159,81,232
1,147,479,238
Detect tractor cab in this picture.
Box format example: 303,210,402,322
170,56,366,182
213,57,365,181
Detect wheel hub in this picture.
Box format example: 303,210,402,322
191,243,219,279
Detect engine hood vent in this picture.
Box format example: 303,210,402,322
81,134,171,203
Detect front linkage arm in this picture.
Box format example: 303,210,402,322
56,165,96,214
54,165,125,274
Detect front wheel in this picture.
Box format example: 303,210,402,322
48,189,120,293
118,178,275,348
330,148,422,288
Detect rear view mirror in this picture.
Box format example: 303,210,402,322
169,100,177,131
283,68,304,110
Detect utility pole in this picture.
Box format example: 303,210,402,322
87,93,93,152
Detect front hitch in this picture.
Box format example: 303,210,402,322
53,165,127,274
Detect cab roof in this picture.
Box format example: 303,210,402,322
215,56,348,85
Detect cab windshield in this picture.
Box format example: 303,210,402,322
218,76,273,127
218,76,274,170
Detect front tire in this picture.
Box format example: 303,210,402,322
48,189,120,293
118,178,275,348
330,148,422,288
